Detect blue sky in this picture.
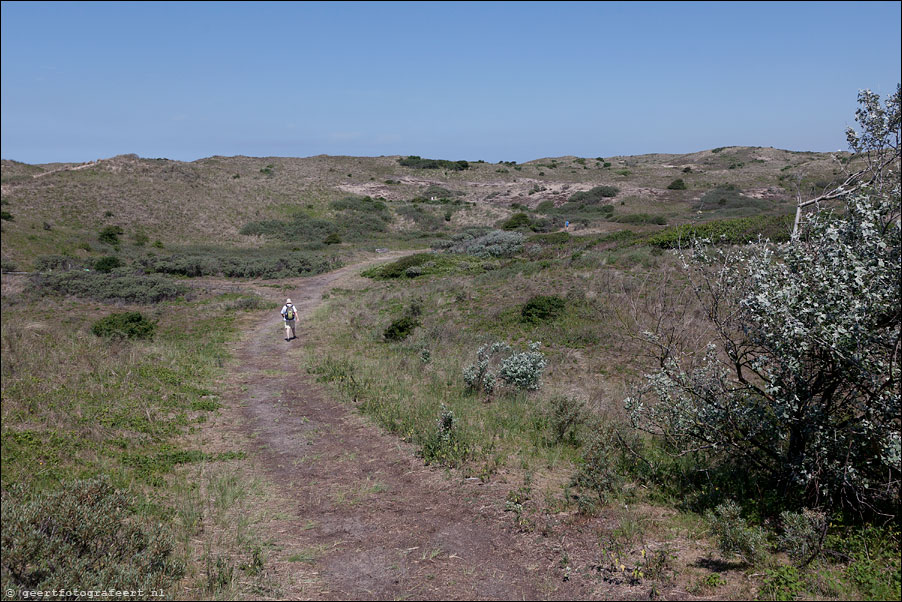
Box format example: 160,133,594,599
2,1,900,164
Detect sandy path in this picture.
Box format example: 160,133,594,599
225,255,589,600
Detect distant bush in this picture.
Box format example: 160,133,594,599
536,200,555,213
92,312,156,339
372,253,433,279
398,156,469,171
98,225,124,246
1,211,13,221
501,212,533,230
1,257,18,273
696,184,771,213
31,270,186,304
330,195,388,213
644,214,793,248
33,254,85,272
396,205,445,231
141,250,334,279
498,342,547,391
613,213,667,225
93,255,123,272
436,230,524,258
1,478,184,594
521,295,567,324
569,186,619,203
384,315,419,341
240,214,336,242
667,178,687,190
418,184,464,200
463,341,547,394
323,232,341,245
548,395,587,443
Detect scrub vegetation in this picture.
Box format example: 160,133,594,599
1,87,898,600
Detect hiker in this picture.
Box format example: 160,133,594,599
280,298,298,341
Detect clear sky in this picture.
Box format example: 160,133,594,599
1,1,900,164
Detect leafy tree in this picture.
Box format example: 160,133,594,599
626,87,901,517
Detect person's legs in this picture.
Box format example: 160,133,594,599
284,320,292,341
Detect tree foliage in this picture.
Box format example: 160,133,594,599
627,87,901,517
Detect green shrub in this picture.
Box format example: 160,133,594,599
778,509,827,565
521,294,567,324
705,501,769,565
323,232,341,244
667,178,687,190
548,395,587,443
536,200,555,213
373,253,433,279
569,185,619,203
696,184,772,213
1,257,18,273
644,214,793,248
329,195,388,213
1,210,13,221
435,230,524,258
383,316,419,341
502,212,533,230
418,405,470,467
93,255,123,272
398,156,469,170
98,225,124,246
1,478,184,593
570,426,624,513
33,254,84,272
613,213,667,225
32,271,186,304
758,565,804,601
92,312,156,339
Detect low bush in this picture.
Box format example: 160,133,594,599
91,312,156,339
372,253,433,279
569,185,619,203
435,230,524,258
705,500,769,565
696,184,772,213
644,214,793,248
548,395,587,443
33,254,85,272
570,426,624,513
31,270,186,304
93,255,123,272
667,178,687,190
613,213,667,225
384,316,419,341
521,294,567,324
141,249,335,279
329,195,388,213
98,225,124,246
1,478,184,594
502,212,533,230
398,156,469,171
463,341,548,394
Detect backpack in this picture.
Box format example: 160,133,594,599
284,306,295,320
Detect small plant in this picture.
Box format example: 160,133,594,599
98,225,123,246
570,426,623,513
419,404,468,466
93,255,122,272
667,178,687,190
778,509,827,566
502,212,533,230
498,342,547,391
323,232,341,244
521,294,566,324
92,312,156,339
758,565,804,601
705,500,769,565
383,315,419,341
569,185,619,203
548,395,587,443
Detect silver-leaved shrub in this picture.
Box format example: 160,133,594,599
626,86,900,515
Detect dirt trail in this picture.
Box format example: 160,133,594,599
225,255,591,600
